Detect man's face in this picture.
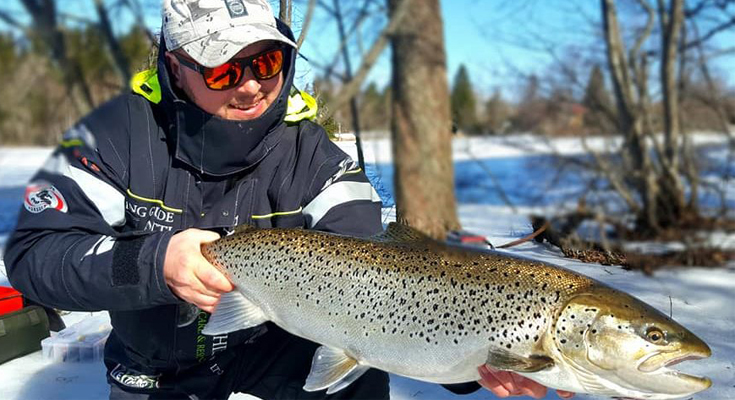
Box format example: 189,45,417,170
166,41,285,121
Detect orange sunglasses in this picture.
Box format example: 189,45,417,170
174,47,284,91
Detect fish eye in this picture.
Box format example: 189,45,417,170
645,327,665,344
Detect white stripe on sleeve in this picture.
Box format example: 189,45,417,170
82,236,116,260
303,181,382,228
64,166,126,227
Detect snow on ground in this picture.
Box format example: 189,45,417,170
353,132,731,164
0,147,54,187
1,137,734,399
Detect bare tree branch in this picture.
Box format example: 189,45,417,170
93,0,132,86
324,0,411,119
683,16,735,48
121,0,156,43
296,0,316,49
333,0,366,170
0,9,28,30
319,0,372,82
279,0,292,26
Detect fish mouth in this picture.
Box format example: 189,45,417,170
637,351,712,391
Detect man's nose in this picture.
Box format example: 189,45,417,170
236,68,261,94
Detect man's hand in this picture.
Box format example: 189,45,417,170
163,228,234,313
478,365,574,399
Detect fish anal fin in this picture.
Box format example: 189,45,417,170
201,291,268,336
486,347,554,373
303,346,368,394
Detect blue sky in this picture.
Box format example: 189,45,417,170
2,0,733,101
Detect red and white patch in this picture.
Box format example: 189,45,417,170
24,181,68,214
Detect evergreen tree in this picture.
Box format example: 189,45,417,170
450,64,477,134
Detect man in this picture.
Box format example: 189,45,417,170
5,1,570,399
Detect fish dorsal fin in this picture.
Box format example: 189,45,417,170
370,222,433,243
202,291,268,336
303,346,370,394
486,347,554,373
233,223,257,235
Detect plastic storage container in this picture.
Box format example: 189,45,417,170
41,313,111,362
0,287,23,316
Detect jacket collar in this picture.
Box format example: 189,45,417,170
154,33,297,177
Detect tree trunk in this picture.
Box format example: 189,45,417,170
333,0,366,171
657,0,687,224
279,0,292,26
602,0,661,232
93,0,131,86
20,0,94,114
389,0,460,239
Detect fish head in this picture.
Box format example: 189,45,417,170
550,287,711,399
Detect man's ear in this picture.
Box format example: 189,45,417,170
165,52,183,89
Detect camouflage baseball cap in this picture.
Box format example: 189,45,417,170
163,0,297,68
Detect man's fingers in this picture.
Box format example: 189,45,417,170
557,390,575,398
187,292,220,313
490,369,521,395
477,373,512,397
195,262,234,293
198,230,222,244
478,365,550,399
478,365,516,397
515,376,547,399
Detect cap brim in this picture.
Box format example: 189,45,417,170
181,23,297,68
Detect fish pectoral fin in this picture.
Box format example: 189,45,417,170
486,348,554,373
201,291,268,336
303,346,369,394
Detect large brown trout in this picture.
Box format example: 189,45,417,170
201,223,711,399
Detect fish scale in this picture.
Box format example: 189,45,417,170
200,223,712,399
205,225,593,381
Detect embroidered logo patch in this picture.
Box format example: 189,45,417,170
110,364,160,390
24,181,68,214
224,0,247,18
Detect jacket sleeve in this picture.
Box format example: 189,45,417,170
301,129,384,238
4,105,180,312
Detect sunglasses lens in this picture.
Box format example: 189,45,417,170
251,49,283,80
203,62,242,90
199,48,284,90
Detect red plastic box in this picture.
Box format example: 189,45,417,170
0,287,23,316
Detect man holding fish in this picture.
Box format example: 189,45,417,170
5,0,575,399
